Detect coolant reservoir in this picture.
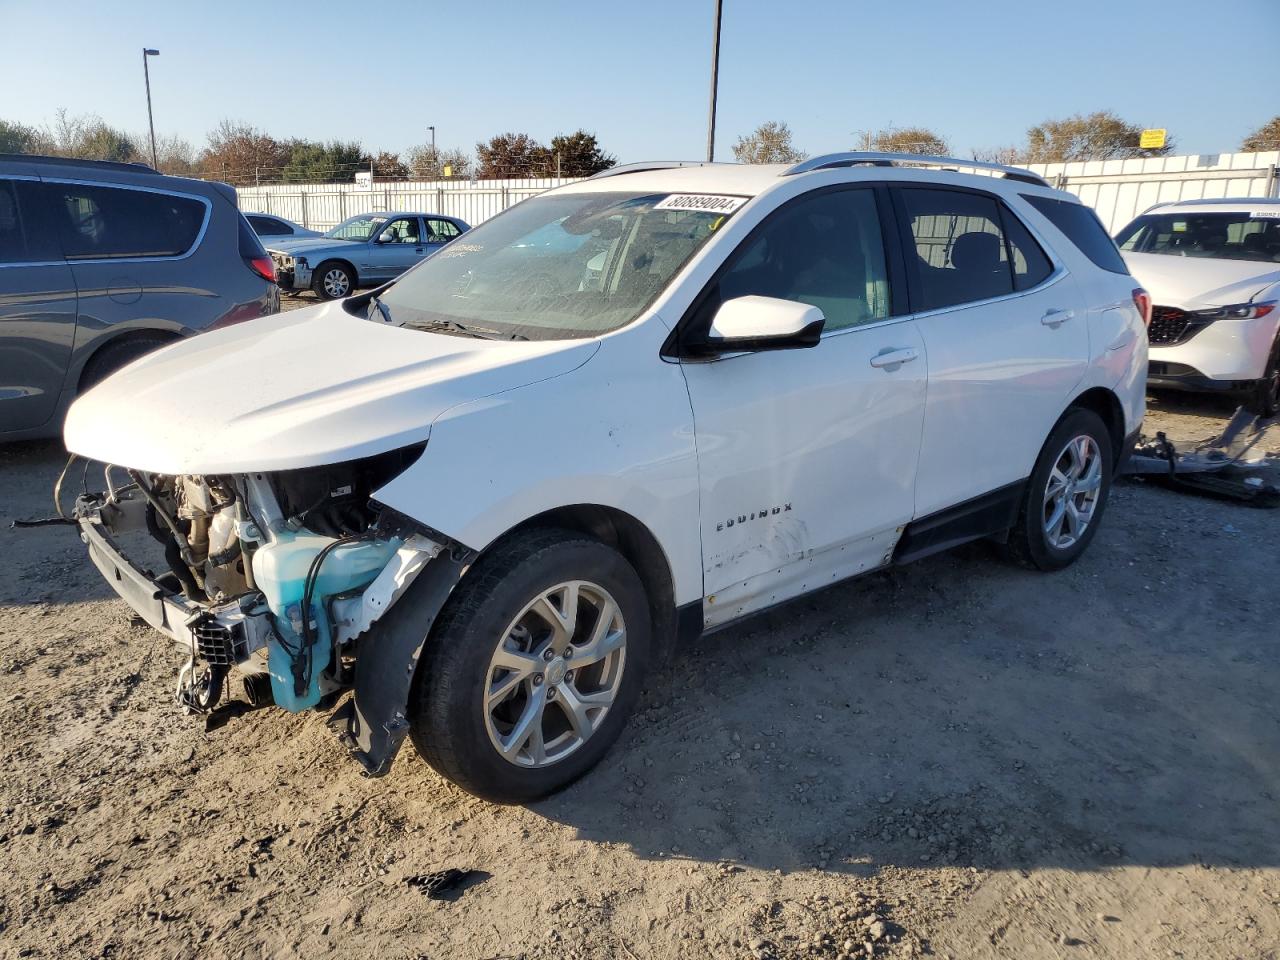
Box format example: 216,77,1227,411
252,532,401,712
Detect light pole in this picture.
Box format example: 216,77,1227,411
705,0,723,162
142,48,160,169
428,125,436,156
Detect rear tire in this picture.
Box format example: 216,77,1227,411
1245,337,1280,417
1003,408,1114,571
79,334,173,392
409,529,651,804
312,261,355,300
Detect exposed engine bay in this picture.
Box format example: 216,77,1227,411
67,443,443,720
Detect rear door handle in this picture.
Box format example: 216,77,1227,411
869,347,920,369
1041,308,1075,328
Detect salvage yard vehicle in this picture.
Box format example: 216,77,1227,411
0,154,279,441
1116,198,1280,415
63,153,1147,803
245,213,320,239
267,211,469,299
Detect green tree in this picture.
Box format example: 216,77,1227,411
0,119,42,154
732,121,805,164
864,126,949,156
1241,117,1280,152
548,130,615,177
476,133,551,179
1024,111,1173,163
280,139,368,183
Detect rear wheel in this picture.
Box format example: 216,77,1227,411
409,530,651,803
1245,337,1280,417
312,261,354,300
1003,408,1114,571
79,334,173,392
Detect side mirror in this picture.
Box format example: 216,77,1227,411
376,230,396,244
702,295,825,353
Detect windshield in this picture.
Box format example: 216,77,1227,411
376,190,741,340
325,215,390,242
1116,210,1280,262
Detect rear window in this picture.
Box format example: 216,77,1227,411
1023,195,1128,274
249,215,291,236
46,182,207,260
1115,210,1280,263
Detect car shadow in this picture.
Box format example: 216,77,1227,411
531,511,1280,876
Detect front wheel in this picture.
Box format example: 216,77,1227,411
409,530,651,803
312,261,354,300
1245,337,1280,417
1003,408,1114,571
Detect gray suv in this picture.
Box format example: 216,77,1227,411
0,155,279,441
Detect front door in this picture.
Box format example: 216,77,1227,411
0,174,78,434
891,186,1090,517
368,216,425,281
678,187,927,628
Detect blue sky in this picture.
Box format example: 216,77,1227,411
3,0,1277,164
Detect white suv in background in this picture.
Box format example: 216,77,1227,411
1117,198,1280,414
65,153,1147,803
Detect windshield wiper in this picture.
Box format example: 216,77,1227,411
368,295,393,324
417,318,510,340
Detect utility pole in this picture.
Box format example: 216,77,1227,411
705,0,723,163
142,48,160,169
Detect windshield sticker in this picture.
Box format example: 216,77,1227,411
370,217,387,223
654,194,748,214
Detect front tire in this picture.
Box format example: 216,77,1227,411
409,529,651,803
1245,337,1280,417
1004,408,1114,571
312,260,355,300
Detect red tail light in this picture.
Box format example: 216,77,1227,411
1132,287,1152,327
246,254,276,283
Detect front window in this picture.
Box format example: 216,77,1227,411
325,215,391,242
1116,211,1280,262
376,191,740,341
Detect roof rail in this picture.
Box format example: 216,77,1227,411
586,161,714,180
781,151,1050,187
0,153,158,175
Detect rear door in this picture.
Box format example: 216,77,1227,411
0,171,78,433
424,216,463,254
679,186,927,627
891,185,1089,517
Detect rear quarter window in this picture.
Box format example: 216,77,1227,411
47,182,207,260
1023,194,1128,275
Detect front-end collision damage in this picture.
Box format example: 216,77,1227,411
65,441,476,774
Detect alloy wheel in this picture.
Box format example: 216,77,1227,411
322,268,350,298
483,580,627,768
1042,434,1103,550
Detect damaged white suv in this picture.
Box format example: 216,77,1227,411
65,154,1148,803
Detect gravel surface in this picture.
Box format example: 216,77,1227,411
1,367,1278,959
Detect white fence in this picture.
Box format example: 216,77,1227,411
1026,151,1280,233
235,176,584,230
234,151,1280,236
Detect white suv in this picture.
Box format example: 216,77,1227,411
65,153,1147,803
1116,198,1280,414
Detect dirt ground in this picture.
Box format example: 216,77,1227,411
2,330,1278,959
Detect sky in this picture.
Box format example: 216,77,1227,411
2,0,1277,167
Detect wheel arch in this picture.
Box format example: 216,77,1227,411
491,503,681,664
314,257,359,287
76,327,184,394
1066,386,1125,464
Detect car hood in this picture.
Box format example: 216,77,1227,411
1123,252,1280,307
265,236,348,256
64,301,598,475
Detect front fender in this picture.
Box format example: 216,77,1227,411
328,548,468,776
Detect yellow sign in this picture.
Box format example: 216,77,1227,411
1140,128,1167,150
443,164,453,178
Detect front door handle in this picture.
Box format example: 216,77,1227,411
1041,308,1075,328
869,347,920,370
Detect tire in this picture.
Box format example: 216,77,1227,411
1003,408,1114,572
409,529,651,803
79,334,173,392
312,260,355,300
1245,337,1280,417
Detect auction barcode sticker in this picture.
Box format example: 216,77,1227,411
654,194,749,213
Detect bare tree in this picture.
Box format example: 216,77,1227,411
732,121,806,164
198,120,290,185
971,145,1027,165
1241,116,1280,152
863,126,949,156
407,145,472,180
1024,111,1173,163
